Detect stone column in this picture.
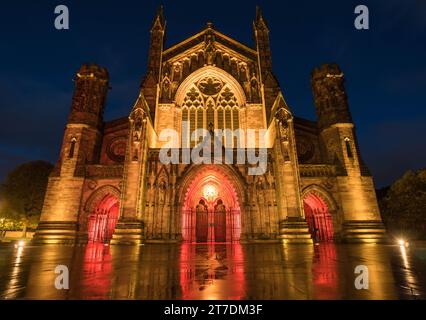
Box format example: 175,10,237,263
273,107,312,244
111,103,148,245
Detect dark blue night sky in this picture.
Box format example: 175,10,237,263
0,0,425,187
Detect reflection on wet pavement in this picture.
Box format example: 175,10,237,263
0,242,425,300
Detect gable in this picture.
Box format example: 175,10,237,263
163,26,257,62
159,26,261,105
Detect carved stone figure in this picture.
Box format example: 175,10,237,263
250,74,260,101
204,34,216,65
276,109,290,141
240,64,248,82
161,75,171,100
158,181,167,205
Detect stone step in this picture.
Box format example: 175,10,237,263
343,220,388,243
278,219,313,244
32,221,78,245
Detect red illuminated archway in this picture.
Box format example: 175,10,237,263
179,165,243,243
303,193,334,242
87,194,119,243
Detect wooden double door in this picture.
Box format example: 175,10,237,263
195,203,226,243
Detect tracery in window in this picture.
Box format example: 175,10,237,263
180,76,242,148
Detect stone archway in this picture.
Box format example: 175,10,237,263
302,185,338,242
176,164,247,242
84,185,120,243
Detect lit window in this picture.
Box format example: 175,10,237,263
344,137,353,158
69,138,77,158
180,77,241,148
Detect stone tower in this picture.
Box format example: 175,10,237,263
33,64,109,244
311,63,386,242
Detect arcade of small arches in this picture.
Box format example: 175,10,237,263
82,178,336,244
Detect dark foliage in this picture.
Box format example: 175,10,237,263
378,169,426,239
0,161,53,232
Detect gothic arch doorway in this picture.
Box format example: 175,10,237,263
87,194,119,243
179,165,244,243
303,193,334,242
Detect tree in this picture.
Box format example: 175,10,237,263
378,169,426,239
0,161,53,237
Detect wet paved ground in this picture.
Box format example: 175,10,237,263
0,242,425,300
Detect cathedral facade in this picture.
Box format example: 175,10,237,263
34,7,386,245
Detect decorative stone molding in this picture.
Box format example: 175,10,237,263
158,104,174,111
106,136,127,163
299,164,336,177
247,104,262,110
85,165,124,178
301,184,338,212
84,185,121,214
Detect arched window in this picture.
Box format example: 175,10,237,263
232,109,240,147
344,137,353,158
69,138,77,158
189,108,196,147
182,108,189,148
179,76,242,148
206,101,214,129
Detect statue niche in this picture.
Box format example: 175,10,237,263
158,180,167,205
161,74,172,101
204,33,216,66
250,74,260,103
275,108,292,161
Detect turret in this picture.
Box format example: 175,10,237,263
311,63,352,130
253,6,272,79
142,5,166,120
60,63,109,174
253,6,280,122
33,63,109,244
311,63,359,172
311,63,386,241
68,63,109,129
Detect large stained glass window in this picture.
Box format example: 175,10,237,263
180,76,241,148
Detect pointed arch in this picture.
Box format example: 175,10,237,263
176,164,247,207
301,184,338,212
175,66,246,107
83,185,121,243
155,165,170,184
176,164,246,242
84,185,121,214
302,184,338,242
